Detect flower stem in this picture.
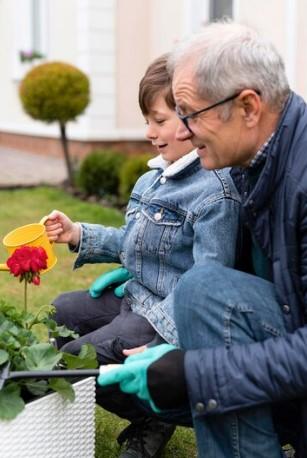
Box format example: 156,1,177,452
24,280,28,315
28,304,54,329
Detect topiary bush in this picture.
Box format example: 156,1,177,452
19,61,90,186
77,150,126,197
119,153,153,202
19,61,89,122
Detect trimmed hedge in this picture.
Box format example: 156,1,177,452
119,153,153,202
77,150,126,197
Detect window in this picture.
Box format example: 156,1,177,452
183,0,233,35
209,0,233,21
12,0,48,80
32,0,43,52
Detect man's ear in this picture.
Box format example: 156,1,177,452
238,90,261,127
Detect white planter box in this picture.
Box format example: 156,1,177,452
0,377,96,458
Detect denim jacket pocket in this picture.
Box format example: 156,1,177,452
125,200,140,230
139,203,186,255
143,203,185,227
126,207,137,218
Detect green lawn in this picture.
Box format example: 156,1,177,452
0,187,196,457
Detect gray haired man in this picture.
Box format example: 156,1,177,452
99,22,307,458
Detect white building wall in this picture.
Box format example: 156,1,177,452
0,0,306,144
115,0,149,135
295,0,307,97
0,0,118,141
234,0,300,92
0,0,79,138
70,0,117,140
148,0,185,56
0,1,41,132
116,0,186,134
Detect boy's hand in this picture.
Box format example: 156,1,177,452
43,209,81,245
123,345,147,356
89,267,133,298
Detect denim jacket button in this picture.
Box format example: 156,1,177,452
282,304,290,314
160,176,167,184
207,399,218,410
195,402,205,413
135,212,141,219
154,212,162,221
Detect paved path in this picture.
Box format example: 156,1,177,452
0,147,67,187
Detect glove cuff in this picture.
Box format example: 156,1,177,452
147,349,188,410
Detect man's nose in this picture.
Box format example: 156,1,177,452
176,121,193,141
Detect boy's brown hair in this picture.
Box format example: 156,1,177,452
139,53,175,115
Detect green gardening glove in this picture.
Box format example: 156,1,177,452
97,344,176,413
89,266,133,298
114,281,129,298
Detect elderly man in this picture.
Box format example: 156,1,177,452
99,22,307,457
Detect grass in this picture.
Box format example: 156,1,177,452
0,186,196,457
0,187,123,309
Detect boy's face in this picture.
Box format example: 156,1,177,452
145,95,193,162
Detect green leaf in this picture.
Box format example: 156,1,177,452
79,343,98,363
0,349,9,365
49,378,75,402
62,343,98,369
24,379,49,396
31,323,50,342
11,354,27,371
22,343,62,371
55,324,79,339
36,304,56,319
28,305,56,328
4,334,21,350
0,382,25,420
43,318,57,331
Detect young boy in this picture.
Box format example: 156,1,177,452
45,53,240,458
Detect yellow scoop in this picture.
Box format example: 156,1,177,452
0,216,57,273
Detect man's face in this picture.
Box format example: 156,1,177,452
172,63,256,170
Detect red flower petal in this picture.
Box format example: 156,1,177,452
6,245,48,281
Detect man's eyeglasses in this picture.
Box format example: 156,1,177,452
176,92,242,133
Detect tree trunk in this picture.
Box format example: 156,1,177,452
59,122,74,187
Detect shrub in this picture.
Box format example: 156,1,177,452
119,153,153,202
77,150,126,197
19,61,90,123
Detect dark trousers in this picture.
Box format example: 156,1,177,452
53,289,157,421
53,289,156,364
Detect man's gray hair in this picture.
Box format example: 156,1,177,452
168,21,290,113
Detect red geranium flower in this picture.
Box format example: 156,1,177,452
6,246,48,314
7,246,48,284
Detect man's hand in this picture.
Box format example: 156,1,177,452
43,209,81,245
97,344,177,413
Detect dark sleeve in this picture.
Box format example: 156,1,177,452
185,326,307,417
147,349,188,409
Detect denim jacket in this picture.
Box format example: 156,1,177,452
74,150,241,344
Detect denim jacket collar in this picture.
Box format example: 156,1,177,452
147,149,199,177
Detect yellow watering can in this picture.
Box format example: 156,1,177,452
0,216,57,273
